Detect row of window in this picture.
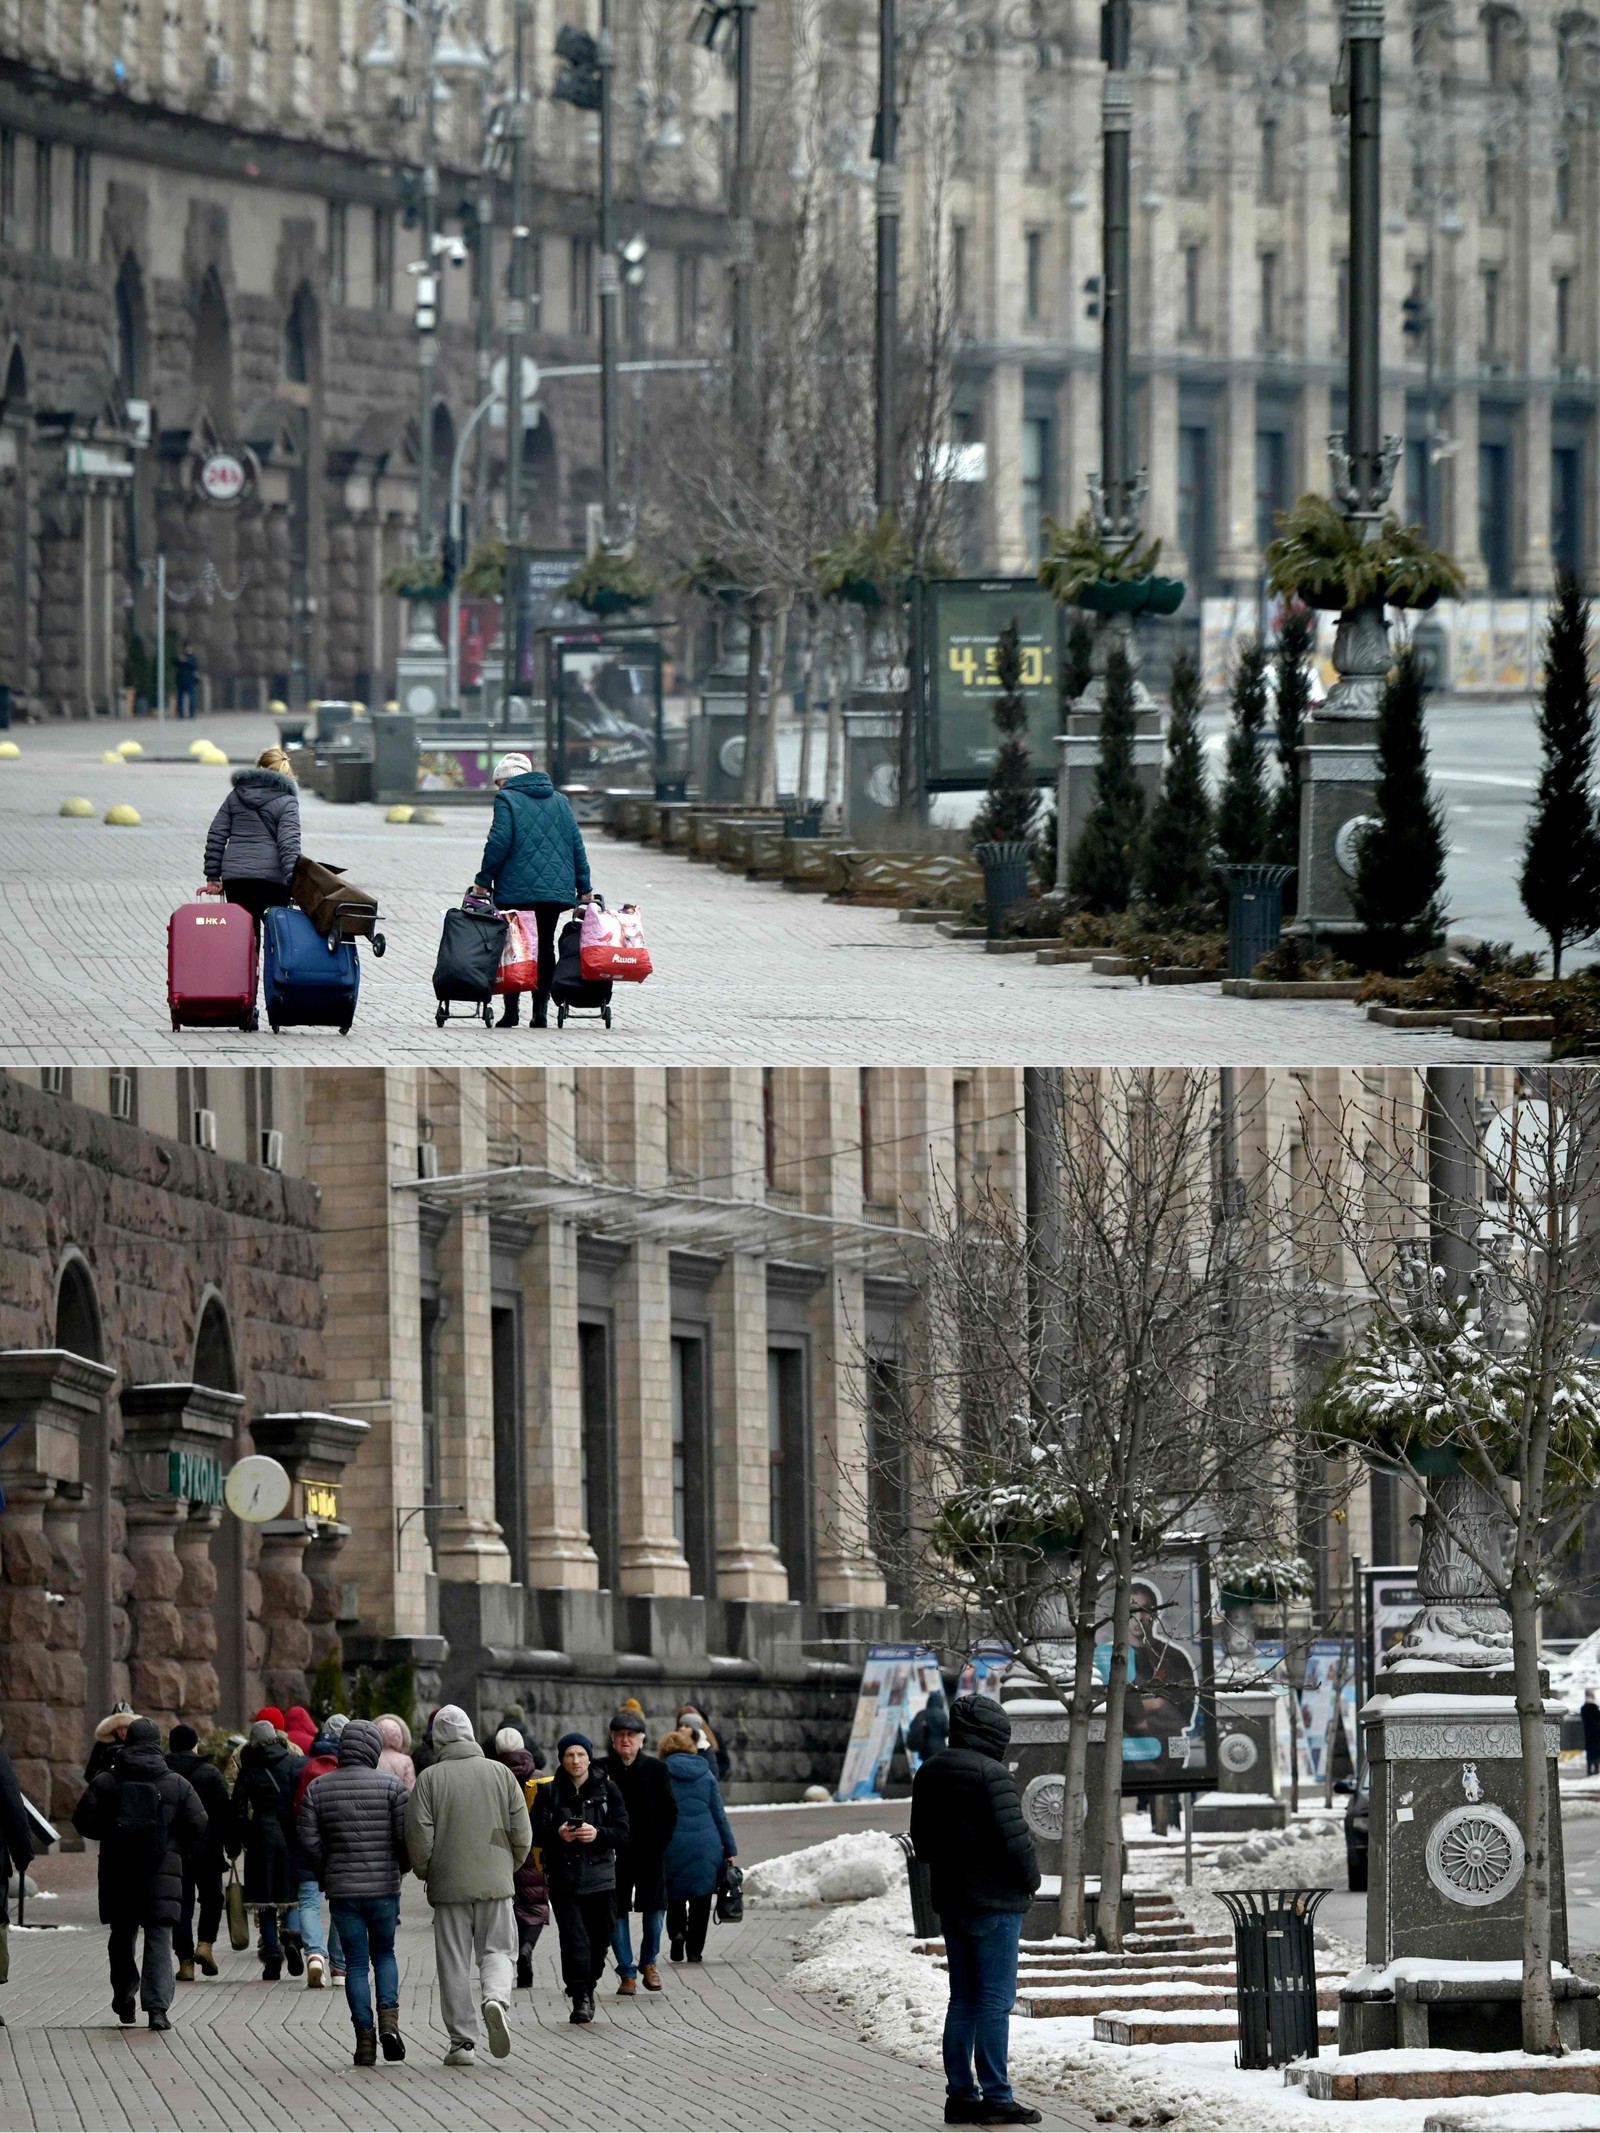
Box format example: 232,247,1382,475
0,134,92,260
418,1299,910,1609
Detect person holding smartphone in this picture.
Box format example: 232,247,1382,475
529,1733,628,2025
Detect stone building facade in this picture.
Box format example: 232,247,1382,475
881,0,1600,594
0,1065,337,1819
0,5,740,716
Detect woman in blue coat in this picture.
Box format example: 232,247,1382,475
473,752,592,1030
658,1728,737,1964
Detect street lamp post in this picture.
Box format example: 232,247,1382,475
1094,0,1140,544
1296,0,1401,939
598,3,620,536
689,3,757,426
874,0,898,518
503,0,532,727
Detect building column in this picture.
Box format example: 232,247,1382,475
1448,390,1486,589
1146,371,1185,579
124,1500,189,1728
1217,373,1259,592
524,1212,599,1589
175,1504,223,1727
615,1242,691,1596
986,363,1027,572
40,1489,88,1814
431,1075,511,1585
250,1410,371,1689
256,1518,316,1714
810,1266,886,1607
709,1252,787,1602
1516,393,1554,593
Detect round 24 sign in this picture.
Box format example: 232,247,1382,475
195,446,253,508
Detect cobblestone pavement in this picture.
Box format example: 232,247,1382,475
6,1805,1092,2133
0,716,1542,1066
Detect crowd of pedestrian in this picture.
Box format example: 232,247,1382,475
37,1696,739,2070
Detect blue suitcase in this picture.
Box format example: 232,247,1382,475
263,905,360,1034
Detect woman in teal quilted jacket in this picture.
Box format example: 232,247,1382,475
474,753,592,1029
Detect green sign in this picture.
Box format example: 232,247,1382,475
923,578,1062,790
168,1450,225,1507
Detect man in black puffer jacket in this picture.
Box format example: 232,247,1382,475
297,1719,410,2068
72,1718,208,2032
910,1695,1042,2129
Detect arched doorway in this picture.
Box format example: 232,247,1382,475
115,255,149,658
54,1255,110,1724
1,345,29,702
193,1294,246,1720
192,267,233,431
282,284,319,704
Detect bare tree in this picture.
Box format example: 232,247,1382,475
1303,1068,1600,2055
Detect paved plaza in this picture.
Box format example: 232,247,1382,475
0,714,1551,1068
2,1805,1091,2133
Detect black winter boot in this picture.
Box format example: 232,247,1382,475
282,1931,304,1978
378,2006,405,2061
516,1954,533,1990
354,2026,378,2067
531,998,550,1029
498,995,521,1028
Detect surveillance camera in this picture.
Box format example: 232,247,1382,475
448,237,468,266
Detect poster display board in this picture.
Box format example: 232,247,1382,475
921,578,1062,790
1253,1637,1358,1787
516,552,586,684
551,633,665,792
835,1643,946,1801
1092,1543,1218,1796
1362,1564,1422,1700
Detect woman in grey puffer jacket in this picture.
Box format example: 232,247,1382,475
202,746,302,928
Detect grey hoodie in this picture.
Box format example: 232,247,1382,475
405,1704,532,1906
203,767,302,885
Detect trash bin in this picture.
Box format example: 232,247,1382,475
894,1834,940,1940
0,684,11,730
783,807,823,839
1220,862,1294,979
1215,1885,1328,2068
974,839,1033,940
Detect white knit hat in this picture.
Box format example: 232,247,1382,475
493,752,533,783
494,1727,524,1754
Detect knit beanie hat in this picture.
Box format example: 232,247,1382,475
168,1724,198,1752
125,1719,160,1747
249,1719,279,1746
494,752,534,783
557,1731,594,1759
494,1727,525,1755
254,1706,286,1730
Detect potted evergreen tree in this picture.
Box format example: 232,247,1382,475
1215,636,1293,977
1067,644,1143,912
969,617,1041,937
1269,602,1315,916
1351,644,1447,971
1520,570,1600,977
1137,649,1214,920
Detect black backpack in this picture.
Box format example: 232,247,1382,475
113,1778,172,1880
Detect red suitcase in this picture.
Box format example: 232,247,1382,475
168,893,258,1032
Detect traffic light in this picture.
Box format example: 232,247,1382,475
553,24,603,110
1401,289,1430,341
1084,276,1101,321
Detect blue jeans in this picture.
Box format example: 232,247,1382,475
296,1879,344,1969
329,1896,401,2030
940,1910,1023,2104
257,1906,298,1957
611,1907,665,1979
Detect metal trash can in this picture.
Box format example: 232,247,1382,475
974,839,1033,940
894,1834,940,1940
1216,1885,1328,2068
1220,862,1294,979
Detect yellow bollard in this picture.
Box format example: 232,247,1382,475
59,796,95,817
0,741,20,760
104,803,141,826
385,804,415,824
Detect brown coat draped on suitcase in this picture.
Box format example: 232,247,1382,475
291,856,379,941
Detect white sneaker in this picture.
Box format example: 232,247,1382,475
443,2042,476,2067
306,1954,325,1990
483,1999,510,2058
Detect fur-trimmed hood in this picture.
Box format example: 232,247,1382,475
230,768,298,804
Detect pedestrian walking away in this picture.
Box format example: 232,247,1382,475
375,1713,417,1792
659,1726,736,1966
296,1717,411,2067
910,1693,1043,2128
229,1716,304,1979
71,1716,208,2031
530,1731,628,2025
1583,1688,1600,1777
601,1708,677,1994
675,1703,731,1783
201,748,302,938
175,641,200,719
473,752,592,1030
492,1729,551,1988
291,1710,351,1986
405,1703,531,2066
908,1689,950,1763
0,1722,35,2026
164,1724,231,1981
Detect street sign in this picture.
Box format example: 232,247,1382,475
195,447,253,508
921,577,1062,791
223,1453,292,1524
490,355,541,408
65,442,133,482
167,1449,225,1507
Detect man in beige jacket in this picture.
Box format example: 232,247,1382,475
404,1705,532,2066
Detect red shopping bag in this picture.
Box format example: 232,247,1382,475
579,903,653,982
493,910,540,994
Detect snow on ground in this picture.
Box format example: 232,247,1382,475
743,1827,907,1908
788,1888,1593,2133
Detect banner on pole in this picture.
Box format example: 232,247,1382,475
835,1643,946,1801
